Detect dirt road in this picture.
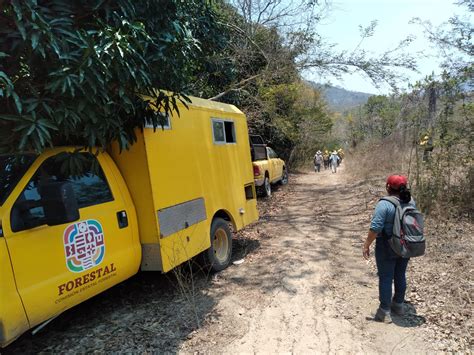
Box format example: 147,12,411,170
183,164,431,354
5,164,433,353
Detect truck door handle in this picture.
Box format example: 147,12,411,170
117,210,128,229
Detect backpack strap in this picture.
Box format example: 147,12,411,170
380,195,401,208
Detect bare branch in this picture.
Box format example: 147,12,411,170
218,21,269,63
208,74,262,101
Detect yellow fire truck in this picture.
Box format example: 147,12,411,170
0,95,258,346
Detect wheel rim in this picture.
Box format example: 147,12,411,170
265,177,271,196
213,228,229,263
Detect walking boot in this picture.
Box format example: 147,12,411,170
374,307,392,323
391,302,405,316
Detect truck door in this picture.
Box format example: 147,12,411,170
266,147,279,182
272,148,284,179
3,152,138,327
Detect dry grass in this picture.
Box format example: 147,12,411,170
344,137,409,180
345,135,473,220
408,218,473,352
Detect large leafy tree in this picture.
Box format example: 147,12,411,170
0,0,224,153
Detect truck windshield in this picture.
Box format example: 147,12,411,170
0,154,37,206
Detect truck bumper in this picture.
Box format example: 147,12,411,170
254,177,265,187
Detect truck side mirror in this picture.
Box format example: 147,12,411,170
40,182,80,226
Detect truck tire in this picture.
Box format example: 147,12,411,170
263,175,271,197
202,218,232,272
280,168,288,185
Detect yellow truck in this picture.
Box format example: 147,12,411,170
0,96,258,347
250,135,288,197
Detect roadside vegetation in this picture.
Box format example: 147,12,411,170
340,2,472,218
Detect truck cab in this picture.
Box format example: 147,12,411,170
0,149,141,346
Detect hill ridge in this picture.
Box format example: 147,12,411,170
307,81,373,112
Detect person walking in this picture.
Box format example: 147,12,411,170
329,151,340,173
323,150,330,170
363,175,414,323
314,150,323,172
337,148,344,166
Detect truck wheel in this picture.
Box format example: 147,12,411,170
203,218,232,272
280,168,288,185
264,175,271,197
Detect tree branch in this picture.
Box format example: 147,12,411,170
208,73,262,101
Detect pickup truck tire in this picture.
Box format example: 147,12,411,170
280,168,288,185
263,175,271,197
202,218,232,272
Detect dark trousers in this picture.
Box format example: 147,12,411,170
315,163,321,172
375,239,409,311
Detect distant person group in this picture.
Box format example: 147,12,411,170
313,149,344,173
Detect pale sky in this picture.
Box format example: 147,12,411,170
306,0,470,94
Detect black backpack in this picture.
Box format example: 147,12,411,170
381,196,426,258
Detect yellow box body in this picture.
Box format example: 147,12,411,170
0,96,258,346
110,95,258,272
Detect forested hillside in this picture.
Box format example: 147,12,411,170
309,82,373,112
